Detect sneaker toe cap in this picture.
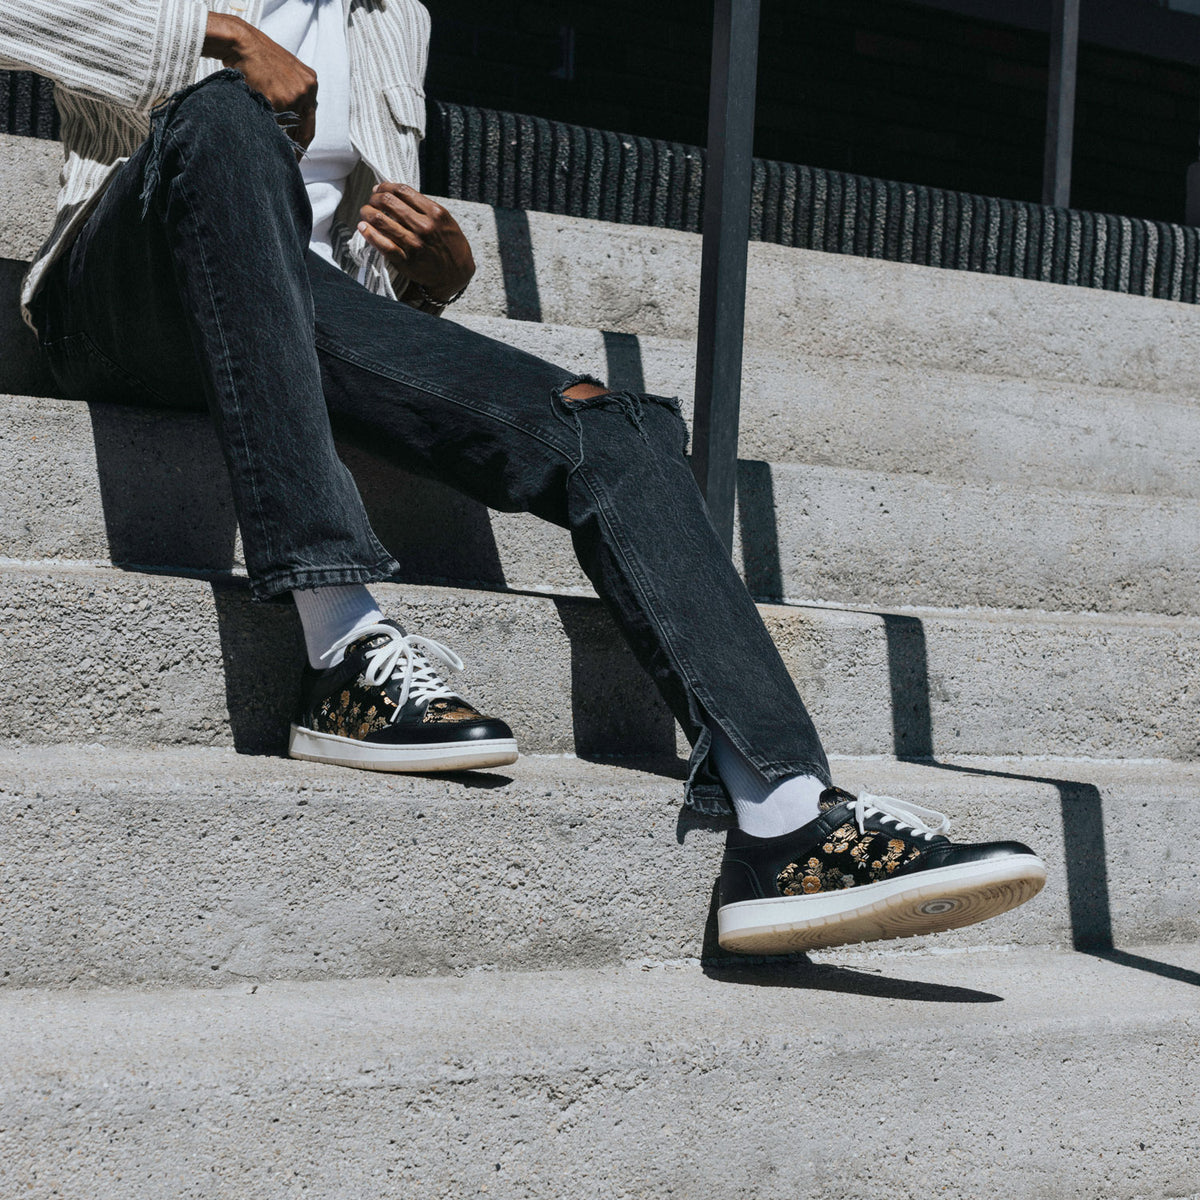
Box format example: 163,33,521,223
365,717,515,745
921,840,1042,870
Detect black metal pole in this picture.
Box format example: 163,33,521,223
1042,0,1079,208
692,0,761,554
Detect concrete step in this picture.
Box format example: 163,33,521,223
5,394,1200,616
0,133,59,262
1,560,1196,761
6,304,1200,505
456,313,1200,502
453,199,1200,398
0,743,1194,989
3,946,1199,1198
8,132,1200,398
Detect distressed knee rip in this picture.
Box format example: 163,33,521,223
550,373,685,473
561,381,610,401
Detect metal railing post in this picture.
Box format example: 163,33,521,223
692,0,761,554
1042,0,1079,208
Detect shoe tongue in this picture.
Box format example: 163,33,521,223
818,785,857,813
350,618,407,656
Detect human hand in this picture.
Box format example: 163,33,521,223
358,183,476,306
203,13,318,149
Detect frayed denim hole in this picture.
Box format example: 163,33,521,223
551,376,683,476
273,109,306,158
549,373,607,474
140,69,298,219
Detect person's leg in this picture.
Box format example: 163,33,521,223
35,70,396,597
34,70,517,772
305,254,830,811
306,258,1047,951
34,71,1045,951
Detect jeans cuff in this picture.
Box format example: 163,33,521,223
684,737,834,818
248,555,400,601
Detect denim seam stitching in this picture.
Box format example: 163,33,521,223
164,123,278,572
51,331,175,408
252,556,399,598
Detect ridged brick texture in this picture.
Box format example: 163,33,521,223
422,100,1200,303
6,80,1197,301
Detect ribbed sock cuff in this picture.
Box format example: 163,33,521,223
709,727,826,837
293,584,384,669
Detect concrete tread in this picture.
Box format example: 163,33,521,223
1,743,1197,985
2,946,1199,1199
3,738,1198,792
6,391,1200,615
9,129,1200,394
452,312,1200,498
2,559,1197,763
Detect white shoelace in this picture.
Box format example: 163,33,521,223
323,622,465,720
851,792,952,841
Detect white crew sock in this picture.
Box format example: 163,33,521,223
292,584,384,669
709,727,827,838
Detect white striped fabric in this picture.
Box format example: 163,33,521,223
0,0,431,328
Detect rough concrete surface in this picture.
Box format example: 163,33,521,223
7,308,1200,505
448,196,1200,395
0,133,60,262
2,948,1199,1199
4,133,1199,1200
6,394,1200,615
8,128,1200,395
1,563,1197,761
452,313,1200,500
1,745,1197,988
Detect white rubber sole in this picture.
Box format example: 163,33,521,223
718,854,1048,955
288,724,519,773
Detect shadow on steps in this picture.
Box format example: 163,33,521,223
880,611,1200,990
81,398,681,763
697,883,1003,1002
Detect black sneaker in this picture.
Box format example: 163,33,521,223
288,619,518,773
718,786,1046,954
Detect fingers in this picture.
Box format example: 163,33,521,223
372,181,441,216
357,212,410,263
290,68,318,148
358,204,424,256
232,25,319,147
364,189,442,241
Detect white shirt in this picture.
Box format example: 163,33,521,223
260,0,360,266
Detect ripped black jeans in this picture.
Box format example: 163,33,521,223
31,71,831,812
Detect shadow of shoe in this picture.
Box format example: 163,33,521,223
696,881,1002,1002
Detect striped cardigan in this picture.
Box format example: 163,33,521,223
0,0,431,328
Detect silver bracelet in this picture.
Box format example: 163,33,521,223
409,279,469,313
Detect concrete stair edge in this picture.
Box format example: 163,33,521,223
9,131,1200,396
7,307,1200,502
2,947,1199,1199
5,393,1200,617
1,560,1197,763
0,743,1195,988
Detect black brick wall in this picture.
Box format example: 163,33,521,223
426,0,1200,223
5,0,1200,223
